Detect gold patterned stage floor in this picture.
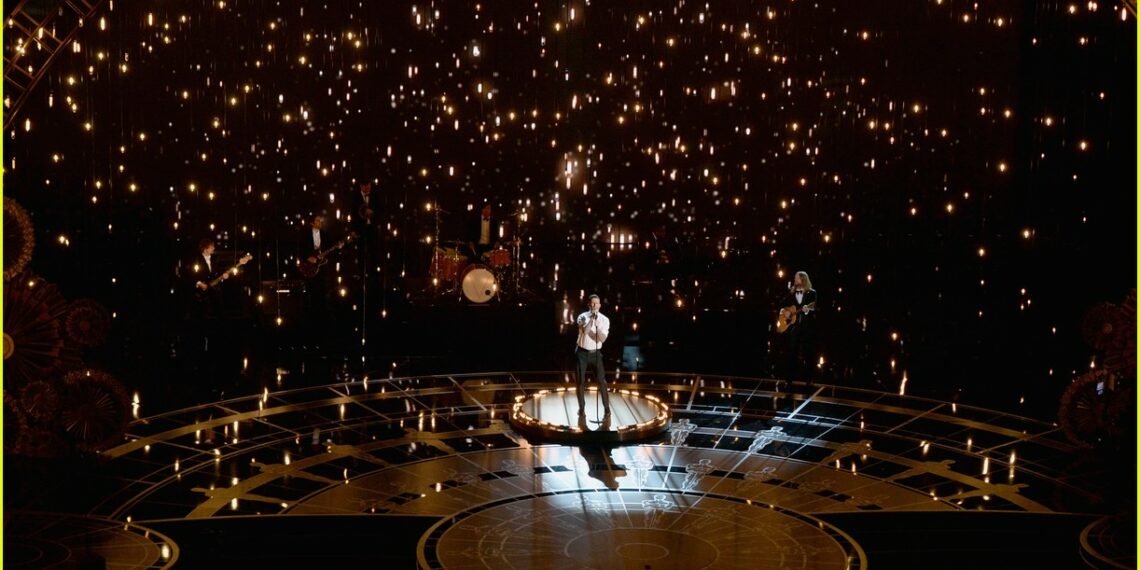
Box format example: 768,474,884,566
6,373,1121,569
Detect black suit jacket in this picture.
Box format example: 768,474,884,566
302,226,330,259
353,191,375,232
184,253,224,317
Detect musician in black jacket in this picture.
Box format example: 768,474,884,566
302,214,327,266
187,238,222,317
352,183,383,285
299,213,341,337
179,238,224,400
779,271,819,385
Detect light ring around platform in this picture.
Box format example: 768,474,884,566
508,387,670,444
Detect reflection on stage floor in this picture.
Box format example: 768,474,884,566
5,372,1126,569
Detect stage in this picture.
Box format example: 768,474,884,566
4,373,1128,569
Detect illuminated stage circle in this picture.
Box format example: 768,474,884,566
508,388,670,444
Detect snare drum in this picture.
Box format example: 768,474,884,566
485,247,511,269
460,264,498,303
431,248,467,282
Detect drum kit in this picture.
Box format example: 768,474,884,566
427,207,527,304
430,240,525,303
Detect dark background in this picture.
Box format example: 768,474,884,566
3,0,1135,419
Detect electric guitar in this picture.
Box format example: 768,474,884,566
196,253,252,296
776,301,815,334
298,233,357,278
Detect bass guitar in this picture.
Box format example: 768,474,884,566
299,233,357,278
196,253,252,296
776,301,815,334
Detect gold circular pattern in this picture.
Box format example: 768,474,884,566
64,299,112,348
60,369,132,452
3,197,35,281
1058,369,1129,448
3,274,74,388
19,379,60,424
425,491,859,569
83,373,1097,568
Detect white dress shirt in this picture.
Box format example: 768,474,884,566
576,311,610,350
479,217,491,245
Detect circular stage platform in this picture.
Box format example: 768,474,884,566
15,372,1121,569
508,387,671,444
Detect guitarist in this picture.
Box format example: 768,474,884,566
300,213,338,333
779,271,819,385
182,238,243,401
189,238,223,318
303,214,327,267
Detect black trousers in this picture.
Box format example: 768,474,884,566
575,347,611,413
785,321,817,382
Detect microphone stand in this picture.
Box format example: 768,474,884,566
597,314,606,421
589,311,605,425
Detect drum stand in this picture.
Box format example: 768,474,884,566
507,237,533,299
428,206,459,297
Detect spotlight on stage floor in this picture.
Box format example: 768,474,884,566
508,387,670,444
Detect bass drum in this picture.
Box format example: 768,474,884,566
460,264,498,303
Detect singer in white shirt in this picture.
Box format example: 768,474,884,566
575,294,612,419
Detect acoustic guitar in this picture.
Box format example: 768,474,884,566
299,233,357,278
776,301,815,334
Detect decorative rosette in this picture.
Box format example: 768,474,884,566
18,378,61,424
64,299,111,348
4,391,29,454
1080,302,1121,351
2,274,76,388
1058,369,1130,448
59,369,132,452
1103,290,1136,376
3,197,35,281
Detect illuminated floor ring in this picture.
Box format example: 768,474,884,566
508,388,670,444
